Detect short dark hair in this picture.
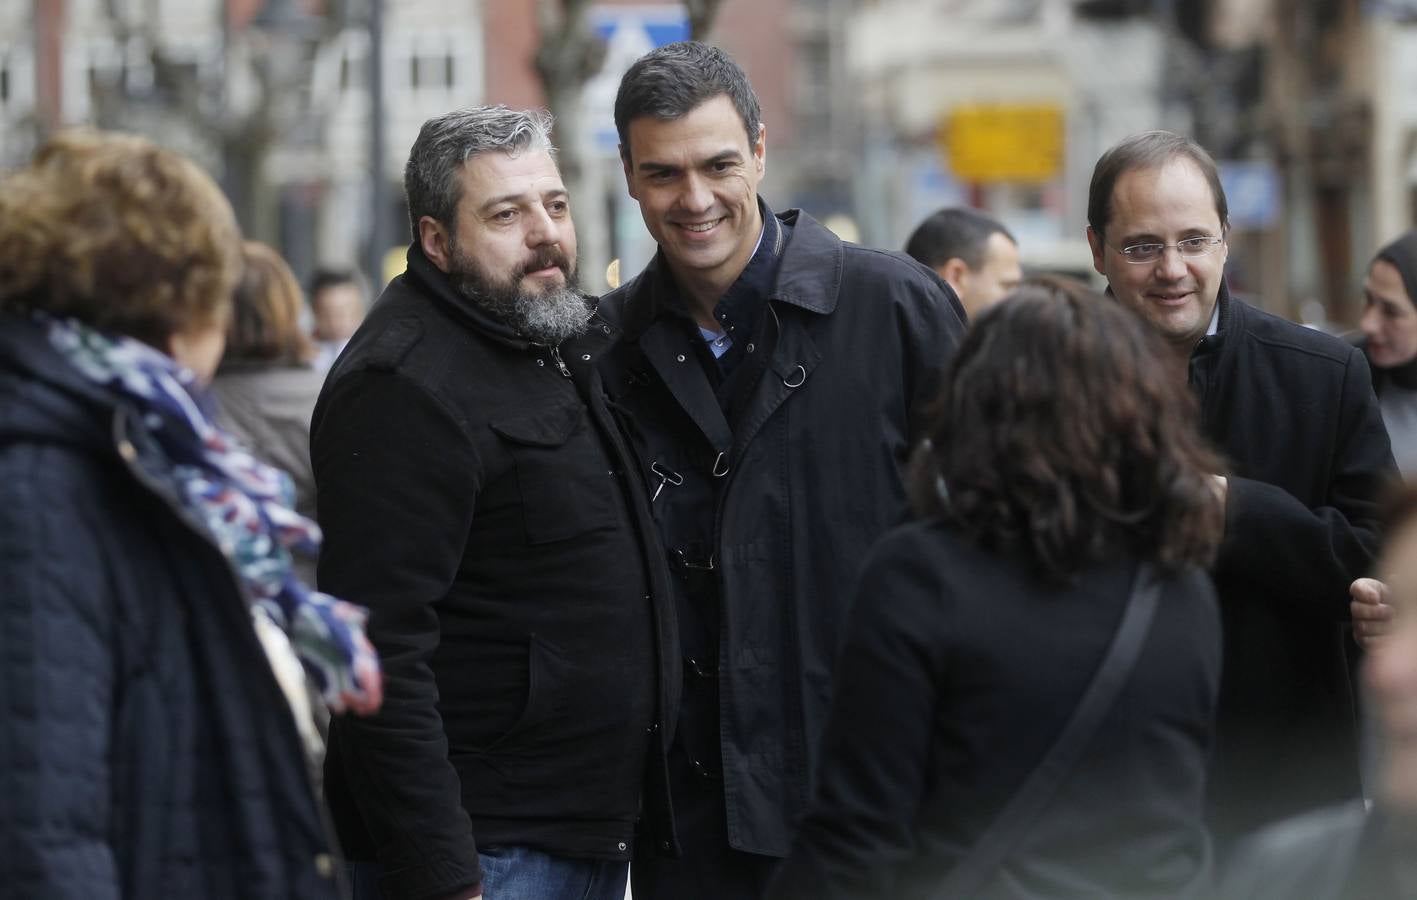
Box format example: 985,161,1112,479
308,267,366,305
1087,130,1229,241
403,105,554,242
904,207,1016,271
909,279,1225,579
614,41,762,164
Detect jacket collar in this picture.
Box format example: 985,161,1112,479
401,243,576,352
0,313,133,450
615,204,843,341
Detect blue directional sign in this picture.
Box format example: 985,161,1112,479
585,6,691,151
1220,161,1282,230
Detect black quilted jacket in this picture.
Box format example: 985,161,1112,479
0,315,342,900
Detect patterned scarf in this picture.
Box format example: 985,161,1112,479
44,315,380,713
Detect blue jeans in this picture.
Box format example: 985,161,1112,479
347,846,628,900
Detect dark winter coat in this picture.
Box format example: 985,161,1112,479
769,523,1222,900
598,206,967,858
1190,285,1396,845
312,246,679,900
0,315,341,900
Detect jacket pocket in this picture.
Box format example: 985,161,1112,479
489,403,617,544
460,633,567,754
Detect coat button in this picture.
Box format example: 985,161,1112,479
618,841,628,852
676,354,686,362
536,358,546,367
746,342,755,353
314,853,334,878
582,354,592,361
660,840,672,852
646,721,660,734
602,325,612,334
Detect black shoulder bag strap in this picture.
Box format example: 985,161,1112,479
934,562,1163,899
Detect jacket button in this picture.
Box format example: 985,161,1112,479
536,358,546,367
660,840,672,852
117,439,137,462
314,853,334,878
746,342,755,353
647,722,660,734
618,841,628,852
582,353,592,361
602,325,612,334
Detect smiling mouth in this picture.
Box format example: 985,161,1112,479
1149,291,1193,305
676,217,726,233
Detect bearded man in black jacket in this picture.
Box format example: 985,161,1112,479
1085,130,1397,852
312,106,678,900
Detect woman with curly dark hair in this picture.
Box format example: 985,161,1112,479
769,281,1227,899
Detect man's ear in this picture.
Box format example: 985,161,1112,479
753,123,766,177
419,216,452,274
939,258,970,295
1086,225,1106,277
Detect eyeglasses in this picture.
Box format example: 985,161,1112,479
1111,236,1224,264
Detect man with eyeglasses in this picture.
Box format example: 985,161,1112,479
1086,130,1396,855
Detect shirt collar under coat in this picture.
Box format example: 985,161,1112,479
613,201,845,341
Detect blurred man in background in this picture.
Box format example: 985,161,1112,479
309,266,367,371
904,206,1021,322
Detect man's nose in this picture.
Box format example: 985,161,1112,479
525,205,559,247
1154,245,1189,280
677,174,713,215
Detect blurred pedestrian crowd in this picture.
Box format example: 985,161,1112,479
2,39,1417,900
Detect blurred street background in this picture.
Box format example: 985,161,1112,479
7,0,1417,327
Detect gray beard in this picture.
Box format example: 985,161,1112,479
450,252,589,346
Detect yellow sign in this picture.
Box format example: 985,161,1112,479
943,104,1064,183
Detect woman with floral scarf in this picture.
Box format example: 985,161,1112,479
0,129,381,899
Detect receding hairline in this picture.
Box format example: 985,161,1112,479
1102,156,1228,238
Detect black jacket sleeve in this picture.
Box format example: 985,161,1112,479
769,534,946,900
313,369,483,900
1217,348,1395,617
0,461,120,899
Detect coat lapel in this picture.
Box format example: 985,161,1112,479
638,319,734,459
728,303,823,467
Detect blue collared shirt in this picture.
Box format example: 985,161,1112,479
695,200,787,376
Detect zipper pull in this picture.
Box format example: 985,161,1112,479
549,345,572,378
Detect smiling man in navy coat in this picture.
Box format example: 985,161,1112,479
596,41,967,900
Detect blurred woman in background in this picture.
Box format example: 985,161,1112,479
211,241,326,585
770,281,1226,899
0,129,380,899
1359,229,1417,479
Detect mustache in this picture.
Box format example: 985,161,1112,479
520,248,573,279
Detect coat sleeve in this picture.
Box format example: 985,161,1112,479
1216,348,1395,617
312,369,484,900
768,532,947,900
0,464,120,899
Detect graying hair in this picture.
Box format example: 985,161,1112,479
403,105,556,242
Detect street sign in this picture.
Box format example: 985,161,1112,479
1220,160,1281,230
942,104,1064,183
585,6,691,152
